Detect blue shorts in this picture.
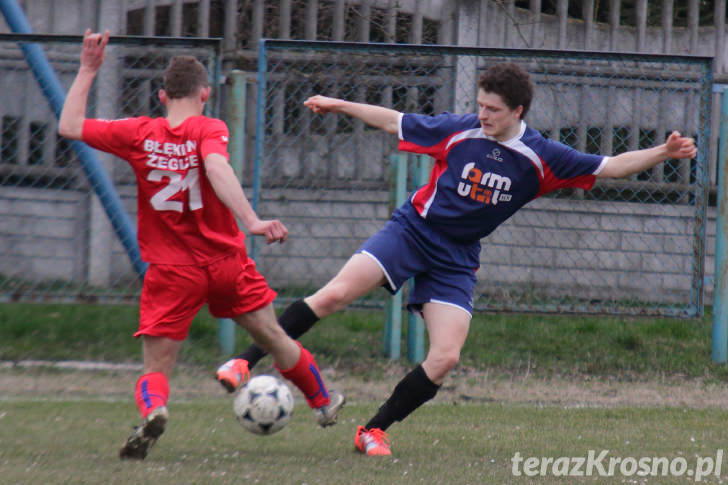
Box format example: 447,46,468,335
357,204,480,317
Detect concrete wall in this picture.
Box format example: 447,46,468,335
2,1,726,70
0,186,88,283
0,181,715,309
479,197,708,304
0,0,719,310
2,184,715,305
252,188,715,305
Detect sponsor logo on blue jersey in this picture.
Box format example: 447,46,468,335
486,148,503,162
456,161,512,206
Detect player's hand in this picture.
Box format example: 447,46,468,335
665,131,697,160
303,95,340,115
80,29,109,72
249,219,288,244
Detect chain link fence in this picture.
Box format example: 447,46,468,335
252,40,712,317
0,34,221,303
0,35,713,317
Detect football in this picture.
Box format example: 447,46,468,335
233,375,294,435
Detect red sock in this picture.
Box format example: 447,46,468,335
275,342,331,409
134,372,169,418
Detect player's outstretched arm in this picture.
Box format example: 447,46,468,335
596,131,697,179
303,95,400,134
205,154,288,244
58,29,109,140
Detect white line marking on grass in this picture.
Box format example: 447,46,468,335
0,360,142,371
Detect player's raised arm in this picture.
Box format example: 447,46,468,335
58,29,110,140
596,131,697,179
204,153,288,244
303,95,400,134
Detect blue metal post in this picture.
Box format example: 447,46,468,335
406,155,430,363
383,153,407,359
228,71,247,180
218,70,247,354
693,61,713,317
713,84,728,364
250,40,268,263
0,0,146,277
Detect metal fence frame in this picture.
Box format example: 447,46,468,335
0,33,222,303
253,39,713,318
0,35,715,318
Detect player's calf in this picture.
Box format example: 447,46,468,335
275,342,346,426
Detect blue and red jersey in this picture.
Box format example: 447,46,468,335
397,112,608,244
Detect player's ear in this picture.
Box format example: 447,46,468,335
158,89,168,106
513,105,524,119
200,86,210,103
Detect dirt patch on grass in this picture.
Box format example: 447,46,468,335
1,361,727,409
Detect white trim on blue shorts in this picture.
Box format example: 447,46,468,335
360,250,398,292
429,298,473,318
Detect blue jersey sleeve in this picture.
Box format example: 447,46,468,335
536,138,607,194
399,113,480,158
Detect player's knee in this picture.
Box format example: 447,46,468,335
262,323,288,347
311,284,350,315
426,350,460,379
235,314,283,349
441,351,460,372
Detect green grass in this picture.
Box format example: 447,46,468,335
3,303,728,483
0,302,724,380
2,399,727,484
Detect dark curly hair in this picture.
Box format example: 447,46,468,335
477,63,533,119
162,56,209,99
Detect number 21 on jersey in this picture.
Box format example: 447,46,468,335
148,168,202,212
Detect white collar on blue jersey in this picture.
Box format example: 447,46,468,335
482,120,527,144
446,120,527,151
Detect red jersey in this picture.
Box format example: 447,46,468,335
82,116,246,265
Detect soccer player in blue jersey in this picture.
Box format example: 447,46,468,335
216,62,697,456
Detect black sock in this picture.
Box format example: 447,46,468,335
234,299,320,369
365,365,440,431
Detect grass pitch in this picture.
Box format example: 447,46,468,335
2,399,728,484
2,303,728,483
0,302,722,379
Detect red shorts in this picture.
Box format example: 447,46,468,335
136,248,277,340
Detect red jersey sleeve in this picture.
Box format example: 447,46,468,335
200,119,230,161
82,118,143,159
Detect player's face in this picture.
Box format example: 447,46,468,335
477,89,523,141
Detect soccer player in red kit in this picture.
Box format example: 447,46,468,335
58,30,344,460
